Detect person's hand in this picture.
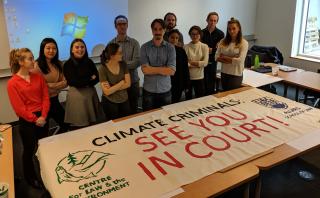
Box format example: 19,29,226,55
36,117,46,127
102,81,111,88
91,75,96,80
141,65,153,74
209,47,213,54
119,80,125,86
189,60,199,67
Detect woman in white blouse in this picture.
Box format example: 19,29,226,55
184,25,209,99
215,18,248,91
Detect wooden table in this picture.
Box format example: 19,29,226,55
0,125,15,198
264,63,320,101
174,164,259,198
242,69,282,88
280,71,320,101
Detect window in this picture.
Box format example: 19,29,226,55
296,0,320,59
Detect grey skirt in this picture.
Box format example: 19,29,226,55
65,86,105,126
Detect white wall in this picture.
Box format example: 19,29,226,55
128,0,257,45
255,0,320,72
0,77,17,123
0,0,10,70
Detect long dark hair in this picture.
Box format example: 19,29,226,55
69,38,89,61
36,38,62,74
100,43,120,65
222,17,243,46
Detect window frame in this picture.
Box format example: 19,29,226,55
296,0,320,60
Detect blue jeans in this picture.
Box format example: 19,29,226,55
143,89,171,111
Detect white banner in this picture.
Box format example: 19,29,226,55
37,88,320,198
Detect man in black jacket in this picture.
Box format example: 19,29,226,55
202,12,224,95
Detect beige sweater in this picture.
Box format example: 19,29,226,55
215,38,249,76
33,62,67,97
184,42,209,80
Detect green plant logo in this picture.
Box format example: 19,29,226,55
55,150,113,184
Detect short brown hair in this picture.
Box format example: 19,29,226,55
188,25,203,38
206,12,219,22
151,18,165,29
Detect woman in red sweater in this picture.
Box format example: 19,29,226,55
7,48,50,189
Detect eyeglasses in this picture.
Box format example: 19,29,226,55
191,33,200,36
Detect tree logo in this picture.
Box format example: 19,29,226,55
55,150,113,184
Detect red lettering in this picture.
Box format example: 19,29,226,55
149,151,184,176
239,123,271,137
167,126,192,140
206,116,230,126
203,135,231,151
185,142,213,158
135,136,158,152
253,118,278,129
220,128,251,142
151,131,176,146
266,116,289,126
188,119,211,131
137,162,156,181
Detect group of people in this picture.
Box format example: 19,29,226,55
6,11,248,190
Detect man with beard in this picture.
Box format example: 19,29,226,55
163,12,184,47
140,19,176,111
109,15,140,114
202,12,224,95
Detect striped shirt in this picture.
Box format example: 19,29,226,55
109,36,140,83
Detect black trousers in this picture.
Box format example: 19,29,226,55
186,79,205,99
127,81,140,114
48,96,68,133
101,96,131,121
19,112,48,186
221,72,243,91
142,89,171,111
171,86,185,103
204,62,218,95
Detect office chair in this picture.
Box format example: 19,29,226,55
49,125,60,136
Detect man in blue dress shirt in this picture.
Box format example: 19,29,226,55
140,18,176,111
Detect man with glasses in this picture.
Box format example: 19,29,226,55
109,15,141,114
